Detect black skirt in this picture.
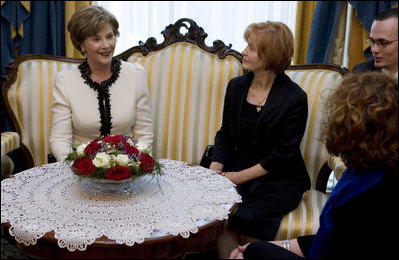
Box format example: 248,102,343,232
228,179,304,240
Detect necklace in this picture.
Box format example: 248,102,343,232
256,93,268,112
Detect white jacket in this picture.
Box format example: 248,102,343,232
50,61,153,161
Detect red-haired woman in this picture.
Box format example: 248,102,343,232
209,21,310,258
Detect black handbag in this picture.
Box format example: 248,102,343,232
200,145,214,168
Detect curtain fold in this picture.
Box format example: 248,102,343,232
306,1,344,64
1,1,30,75
1,1,65,76
65,1,91,58
348,9,369,71
293,1,316,64
19,1,65,56
330,2,347,66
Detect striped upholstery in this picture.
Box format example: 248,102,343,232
127,42,243,164
286,68,343,188
1,132,20,157
275,189,328,239
5,59,78,166
275,68,344,240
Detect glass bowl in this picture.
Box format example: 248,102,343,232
78,177,134,195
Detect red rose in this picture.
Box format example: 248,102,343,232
85,139,101,155
140,153,155,173
72,157,83,170
124,144,139,155
76,157,95,175
105,166,132,180
103,135,125,146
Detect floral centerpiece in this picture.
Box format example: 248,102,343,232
65,134,162,181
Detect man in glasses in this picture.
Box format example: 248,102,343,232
353,8,397,77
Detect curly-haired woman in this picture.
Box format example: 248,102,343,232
229,71,398,259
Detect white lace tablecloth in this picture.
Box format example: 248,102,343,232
1,159,241,252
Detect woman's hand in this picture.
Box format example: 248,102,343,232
209,161,224,174
229,243,250,259
222,164,268,185
221,171,246,185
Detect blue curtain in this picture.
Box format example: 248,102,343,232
1,1,65,172
348,1,397,60
1,1,30,76
349,1,397,32
19,1,66,57
306,1,343,64
306,1,397,64
1,1,65,76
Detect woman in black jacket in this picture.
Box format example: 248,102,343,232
229,72,398,259
210,21,310,258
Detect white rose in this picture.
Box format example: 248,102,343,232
126,138,135,146
92,152,111,168
135,140,149,152
76,143,88,156
115,154,129,166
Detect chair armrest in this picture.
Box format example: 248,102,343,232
327,155,347,180
1,132,20,157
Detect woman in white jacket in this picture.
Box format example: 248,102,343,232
50,6,153,161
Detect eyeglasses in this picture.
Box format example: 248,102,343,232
366,37,398,48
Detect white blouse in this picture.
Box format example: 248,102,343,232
50,61,153,161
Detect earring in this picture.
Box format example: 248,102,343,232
81,47,86,55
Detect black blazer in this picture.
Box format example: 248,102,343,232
212,71,310,191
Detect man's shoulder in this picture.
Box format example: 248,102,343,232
352,60,382,73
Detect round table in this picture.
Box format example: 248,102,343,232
1,159,241,259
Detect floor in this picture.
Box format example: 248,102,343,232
1,238,35,259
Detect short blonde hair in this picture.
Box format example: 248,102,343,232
67,6,119,55
244,21,294,73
